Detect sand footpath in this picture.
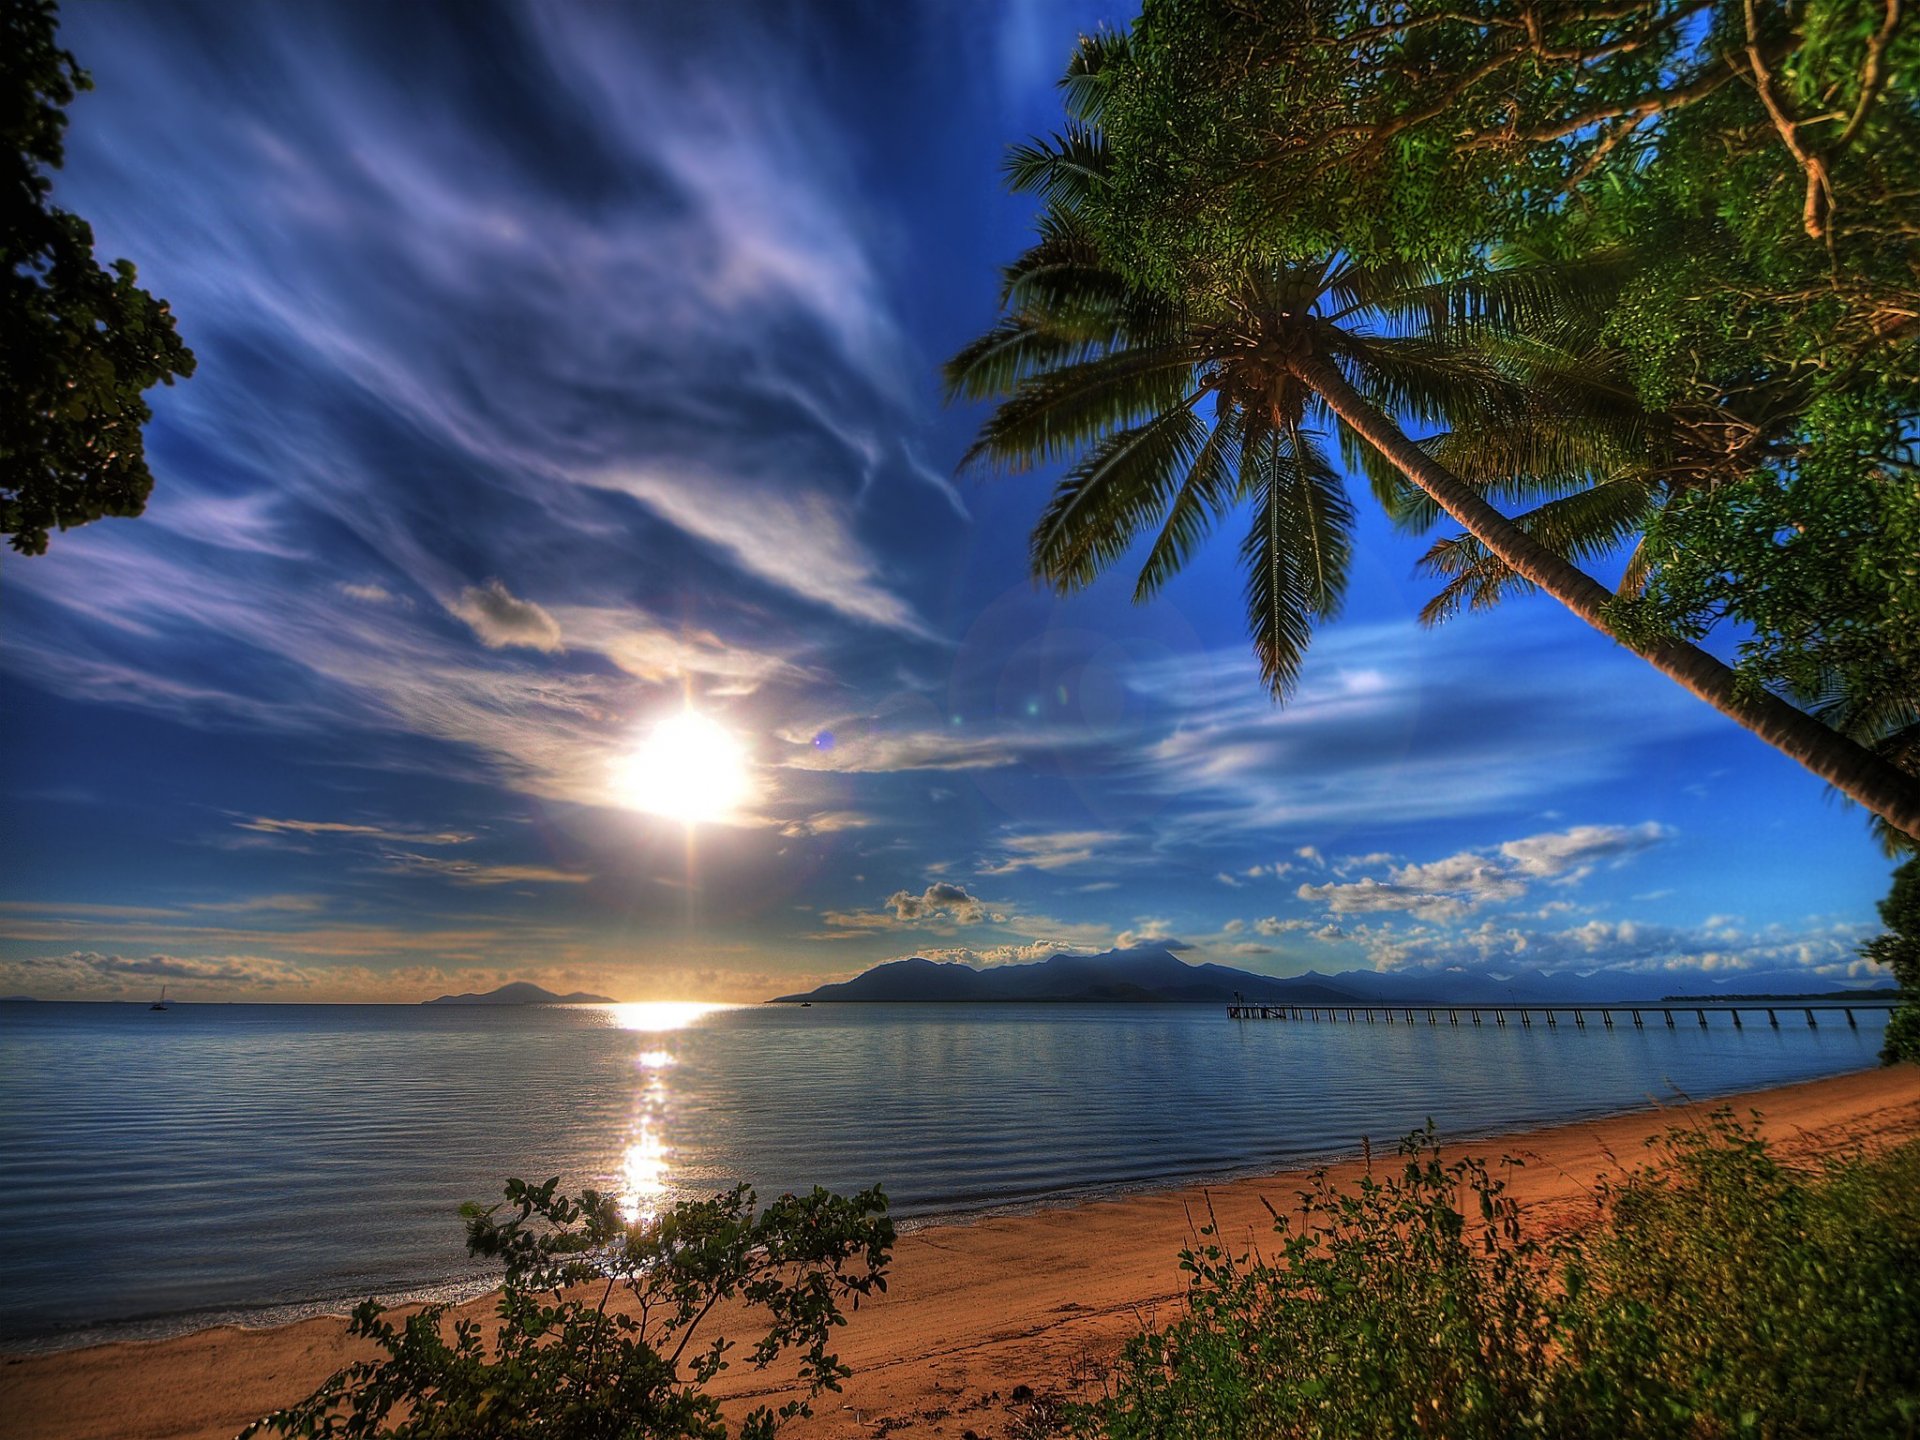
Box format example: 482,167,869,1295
6,1066,1918,1440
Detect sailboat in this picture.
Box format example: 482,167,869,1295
150,985,170,1012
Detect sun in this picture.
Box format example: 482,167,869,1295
616,710,751,824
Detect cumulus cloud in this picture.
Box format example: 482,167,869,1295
1116,918,1177,948
1498,822,1671,880
1298,823,1672,924
1344,913,1884,982
887,882,992,925
448,579,564,653
1255,915,1322,936
907,939,1075,969
815,881,1004,934
1299,876,1477,925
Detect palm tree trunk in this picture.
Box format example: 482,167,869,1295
1292,352,1920,841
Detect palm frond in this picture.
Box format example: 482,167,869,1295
1060,29,1131,122
1323,333,1519,433
1415,478,1655,624
958,344,1199,475
1350,251,1638,349
1031,391,1214,591
943,316,1093,404
1003,124,1109,211
1133,405,1243,600
1240,425,1354,697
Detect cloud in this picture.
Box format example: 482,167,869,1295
1497,822,1671,880
589,468,930,638
1297,823,1671,924
340,582,403,605
240,816,477,845
1118,626,1722,840
815,881,1005,934
1115,918,1176,948
978,829,1125,874
1256,915,1322,936
382,853,591,886
3,950,320,993
1343,913,1883,981
1299,876,1477,925
551,606,800,694
886,882,992,925
906,939,1076,968
448,579,564,653
778,810,872,838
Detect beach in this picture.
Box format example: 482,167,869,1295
5,1065,1916,1440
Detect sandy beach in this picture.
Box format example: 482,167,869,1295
5,1065,1917,1440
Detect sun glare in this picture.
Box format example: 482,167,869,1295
608,1000,733,1032
616,711,750,824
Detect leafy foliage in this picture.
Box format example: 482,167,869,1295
3,0,194,556
243,1177,894,1440
1863,858,1920,1062
1069,0,1920,818
1075,1115,1920,1440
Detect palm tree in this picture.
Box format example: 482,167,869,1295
1377,335,1920,848
946,66,1920,840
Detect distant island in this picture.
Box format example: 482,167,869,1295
0,995,38,1003
772,946,1876,1006
423,982,613,1006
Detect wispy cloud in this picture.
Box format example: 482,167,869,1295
977,829,1127,874
239,817,477,845
381,853,591,886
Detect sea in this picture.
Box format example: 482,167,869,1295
0,997,1890,1351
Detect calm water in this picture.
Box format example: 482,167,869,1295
0,999,1887,1349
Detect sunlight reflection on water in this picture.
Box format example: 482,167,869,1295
602,1003,733,1223
622,1049,676,1225
606,1000,735,1032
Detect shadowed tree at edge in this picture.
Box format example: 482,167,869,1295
3,0,193,558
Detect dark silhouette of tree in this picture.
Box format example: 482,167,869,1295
3,0,193,557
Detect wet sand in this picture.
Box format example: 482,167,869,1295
5,1065,1917,1440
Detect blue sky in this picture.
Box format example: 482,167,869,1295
1,0,1899,1002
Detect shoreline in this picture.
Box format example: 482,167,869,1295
3,1048,1892,1361
4,1065,1916,1440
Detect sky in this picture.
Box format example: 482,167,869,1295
1,0,1901,1003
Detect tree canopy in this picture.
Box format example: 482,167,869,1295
953,5,1920,839
1014,0,1918,836
3,0,193,557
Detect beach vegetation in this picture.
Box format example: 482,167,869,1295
242,1177,894,1440
1074,1113,1920,1439
952,3,1920,844
3,0,195,557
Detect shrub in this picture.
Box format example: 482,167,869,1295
244,1177,894,1440
1078,1115,1920,1440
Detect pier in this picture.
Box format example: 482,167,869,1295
1225,1001,1900,1030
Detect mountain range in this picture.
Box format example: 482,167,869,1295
423,982,613,1006
771,946,1876,1006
